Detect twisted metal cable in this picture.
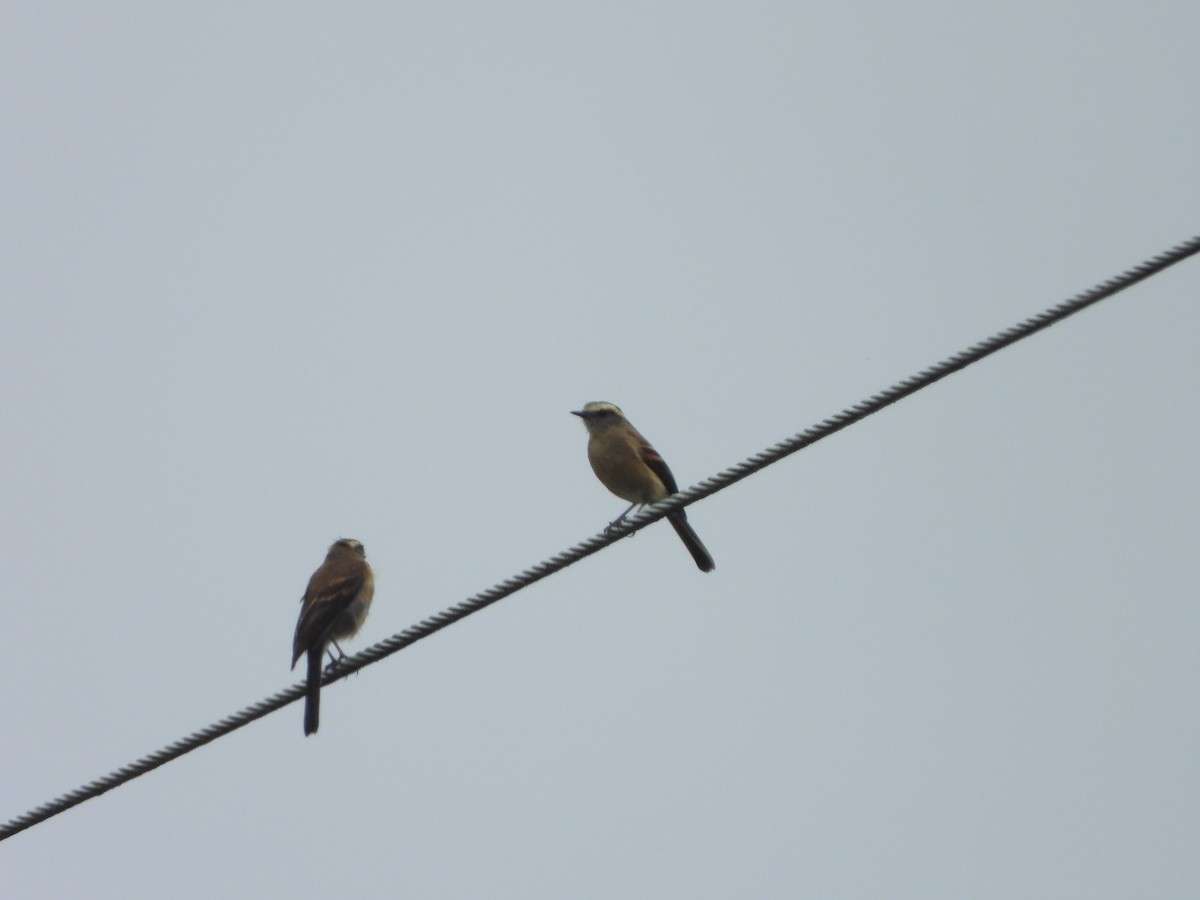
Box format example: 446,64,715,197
3,234,1198,843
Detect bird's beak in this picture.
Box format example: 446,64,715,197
571,410,585,417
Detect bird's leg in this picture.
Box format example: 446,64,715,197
325,639,362,678
604,503,640,536
324,640,347,673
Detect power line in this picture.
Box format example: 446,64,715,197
3,235,1198,843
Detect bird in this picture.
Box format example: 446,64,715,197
572,401,714,572
291,538,375,736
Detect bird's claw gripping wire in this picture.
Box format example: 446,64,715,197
604,503,640,537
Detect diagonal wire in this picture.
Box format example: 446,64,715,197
3,234,1198,843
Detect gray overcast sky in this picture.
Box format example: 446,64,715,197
3,4,1198,897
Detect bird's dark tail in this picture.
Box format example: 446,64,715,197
668,511,715,573
304,648,322,736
